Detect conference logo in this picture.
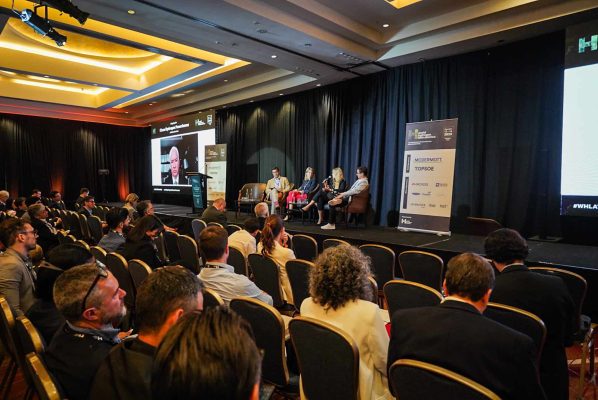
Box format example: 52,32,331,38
400,218,413,225
443,127,454,141
572,203,598,210
579,35,598,53
195,119,206,126
207,115,213,125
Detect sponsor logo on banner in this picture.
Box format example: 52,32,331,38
573,203,598,209
207,114,213,125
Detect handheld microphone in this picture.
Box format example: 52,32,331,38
323,175,332,183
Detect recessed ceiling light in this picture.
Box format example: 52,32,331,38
125,111,129,114
223,105,227,108
250,100,254,103
316,83,321,87
271,55,277,59
127,10,136,15
382,23,390,28
171,93,185,98
224,79,228,82
279,93,284,96
0,70,16,75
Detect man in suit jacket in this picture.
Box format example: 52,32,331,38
200,198,228,227
48,191,66,210
265,166,290,214
485,229,575,400
79,196,95,217
388,252,545,400
163,146,188,185
28,204,60,254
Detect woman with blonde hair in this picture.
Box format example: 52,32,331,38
257,214,296,304
123,193,139,220
284,167,317,221
301,167,347,225
301,245,391,400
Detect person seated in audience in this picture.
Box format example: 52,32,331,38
136,200,176,232
123,193,139,220
265,166,291,215
75,187,89,210
122,215,165,269
485,229,575,400
302,167,347,225
228,218,260,258
301,245,391,400
151,307,261,400
0,219,37,317
257,214,295,304
98,208,129,252
29,245,44,267
20,196,42,222
28,204,60,254
198,226,272,305
79,195,96,217
0,190,8,212
14,197,27,218
48,190,66,210
322,166,369,230
31,189,49,206
254,202,269,230
45,263,128,400
90,266,203,400
388,252,545,399
201,198,228,226
4,198,17,218
284,167,317,221
27,244,94,344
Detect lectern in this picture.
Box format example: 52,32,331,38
187,172,212,214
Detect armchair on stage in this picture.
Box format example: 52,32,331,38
237,183,266,219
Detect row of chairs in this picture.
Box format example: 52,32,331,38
52,208,105,245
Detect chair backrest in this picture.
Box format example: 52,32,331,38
92,206,106,221
466,217,502,236
15,316,45,356
347,186,369,214
230,297,289,386
367,276,379,304
0,297,18,358
128,259,152,289
176,235,201,273
203,288,225,308
163,230,181,262
155,233,168,262
87,215,104,244
25,353,62,400
239,183,267,201
90,246,107,265
389,359,500,400
359,244,395,289
398,250,444,292
484,302,546,362
248,254,284,307
65,234,76,243
291,234,318,261
77,213,92,241
289,317,359,400
191,219,207,243
56,230,69,245
65,212,81,238
226,224,242,236
228,245,248,276
286,259,314,308
322,238,351,250
105,253,135,309
383,280,443,318
207,221,224,228
59,212,71,230
75,239,90,251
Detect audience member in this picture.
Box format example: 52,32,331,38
228,218,260,258
31,189,42,199
5,198,17,218
485,229,575,400
201,198,228,226
122,215,165,269
75,188,89,209
28,245,44,267
0,190,8,212
98,208,129,252
28,204,59,254
45,263,127,400
21,196,42,222
79,196,95,217
136,200,176,232
49,191,66,210
254,202,269,230
123,193,139,220
284,167,317,221
257,214,295,304
387,253,545,399
27,244,94,343
301,245,390,400
322,166,369,230
198,226,272,305
91,266,203,400
15,197,27,218
265,166,291,215
0,219,37,316
151,307,261,400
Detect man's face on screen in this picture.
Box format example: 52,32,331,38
170,148,180,178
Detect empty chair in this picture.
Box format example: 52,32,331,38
77,213,92,242
466,217,502,236
291,234,318,261
15,316,45,356
25,353,63,400
383,280,443,318
203,288,224,308
226,224,242,235
237,182,267,219
228,245,248,276
359,244,396,292
286,259,314,308
163,230,181,263
398,250,444,292
128,259,152,289
388,359,500,400
191,219,207,243
176,234,201,273
248,254,285,308
65,212,82,238
322,238,351,250
230,298,298,391
90,246,107,265
289,317,359,400
86,215,104,244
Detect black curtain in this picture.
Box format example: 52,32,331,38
217,31,565,236
0,114,151,205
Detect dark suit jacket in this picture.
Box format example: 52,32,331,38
164,174,188,185
491,264,576,400
79,207,93,218
388,300,546,400
122,238,164,270
201,205,228,227
30,217,59,254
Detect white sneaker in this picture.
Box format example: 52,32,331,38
283,215,290,221
321,223,336,230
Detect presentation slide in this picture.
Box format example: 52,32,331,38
150,111,215,195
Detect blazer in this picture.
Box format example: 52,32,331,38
388,300,546,400
491,264,576,400
265,176,291,194
201,205,228,227
122,238,164,270
30,217,60,254
164,174,188,185
297,178,317,193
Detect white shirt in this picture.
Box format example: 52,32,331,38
198,262,272,305
228,230,256,258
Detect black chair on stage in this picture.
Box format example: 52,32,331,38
228,245,248,276
291,234,318,261
398,250,444,292
237,183,267,219
383,280,443,318
286,259,314,309
465,217,502,236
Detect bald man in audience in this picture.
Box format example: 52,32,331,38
200,198,228,227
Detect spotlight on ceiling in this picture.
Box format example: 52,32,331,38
19,9,67,46
36,0,90,25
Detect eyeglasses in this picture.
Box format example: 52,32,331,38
19,229,38,237
81,264,108,314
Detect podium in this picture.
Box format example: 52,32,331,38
187,172,211,214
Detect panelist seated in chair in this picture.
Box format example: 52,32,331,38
321,166,369,230
284,167,317,221
201,198,228,227
265,166,291,215
302,167,347,225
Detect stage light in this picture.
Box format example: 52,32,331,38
19,9,67,46
36,0,89,25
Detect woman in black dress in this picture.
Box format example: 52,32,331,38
301,167,347,225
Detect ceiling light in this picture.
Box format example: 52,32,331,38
382,23,390,28
19,9,67,46
279,93,283,96
224,79,228,82
127,10,136,15
271,55,277,59
39,0,90,25
250,100,254,103
316,83,321,87
171,93,185,97
13,79,106,94
0,70,16,75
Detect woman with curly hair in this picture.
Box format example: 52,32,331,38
257,214,296,305
301,245,391,400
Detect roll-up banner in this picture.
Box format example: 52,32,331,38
398,119,458,235
205,144,227,206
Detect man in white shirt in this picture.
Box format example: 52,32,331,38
228,218,260,258
198,226,272,305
